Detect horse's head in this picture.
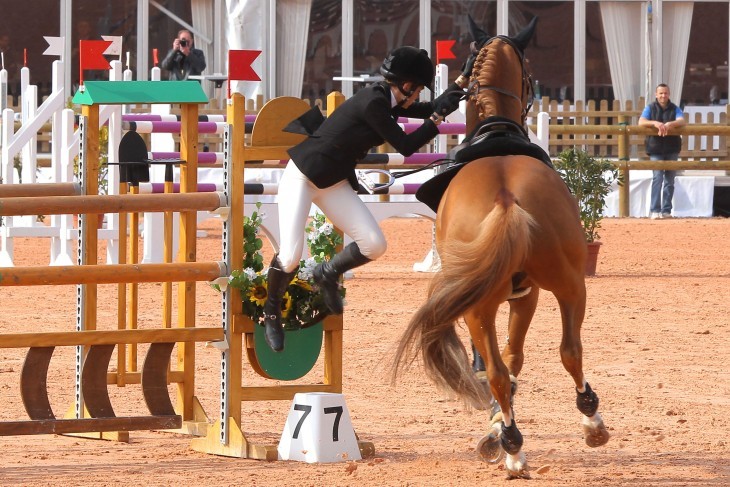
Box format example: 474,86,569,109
465,17,537,133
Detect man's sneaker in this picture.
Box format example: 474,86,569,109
662,213,673,219
650,212,662,219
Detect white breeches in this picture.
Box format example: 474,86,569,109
276,162,387,272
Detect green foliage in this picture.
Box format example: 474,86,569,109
224,202,344,330
554,148,622,243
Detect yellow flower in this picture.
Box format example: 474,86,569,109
280,292,293,318
249,284,268,307
291,277,313,292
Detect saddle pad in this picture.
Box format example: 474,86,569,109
416,132,553,213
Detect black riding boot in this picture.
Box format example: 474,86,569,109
313,243,371,315
263,256,296,352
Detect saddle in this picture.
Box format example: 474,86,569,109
415,116,553,213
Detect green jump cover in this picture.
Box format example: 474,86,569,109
72,81,209,105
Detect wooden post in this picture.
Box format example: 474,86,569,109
127,184,140,372
617,116,630,218
177,101,199,421
117,181,128,387
225,93,246,443
191,92,251,457
324,91,346,392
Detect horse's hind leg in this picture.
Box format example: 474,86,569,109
556,285,610,448
467,307,529,478
501,286,540,377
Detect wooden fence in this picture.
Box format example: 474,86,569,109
3,94,730,172
528,97,730,163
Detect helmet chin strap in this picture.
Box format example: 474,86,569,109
397,83,415,105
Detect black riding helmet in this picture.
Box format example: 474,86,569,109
380,46,435,97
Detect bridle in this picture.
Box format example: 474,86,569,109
466,36,534,125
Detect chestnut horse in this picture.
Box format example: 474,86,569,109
393,18,609,478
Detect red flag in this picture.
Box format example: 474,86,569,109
435,40,456,65
79,40,112,85
228,50,261,82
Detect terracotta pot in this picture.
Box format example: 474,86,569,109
585,241,602,276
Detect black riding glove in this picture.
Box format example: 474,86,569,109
433,84,465,117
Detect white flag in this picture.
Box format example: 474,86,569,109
102,36,123,56
43,36,64,57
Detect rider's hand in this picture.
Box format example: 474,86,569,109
433,86,465,117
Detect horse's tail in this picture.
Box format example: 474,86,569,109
393,189,534,404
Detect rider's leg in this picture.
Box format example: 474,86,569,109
312,181,387,314
263,162,316,352
262,256,297,352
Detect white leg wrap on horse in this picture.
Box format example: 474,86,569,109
505,451,528,478
582,411,610,447
582,411,604,428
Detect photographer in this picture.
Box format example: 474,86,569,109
160,29,206,81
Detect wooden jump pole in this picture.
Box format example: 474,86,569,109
0,327,223,348
0,261,226,286
0,182,80,197
0,191,227,216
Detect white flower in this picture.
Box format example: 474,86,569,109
318,223,333,236
242,267,257,280
298,258,317,281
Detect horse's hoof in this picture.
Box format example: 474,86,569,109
505,451,530,479
477,432,503,463
506,469,531,480
582,413,610,447
584,422,610,447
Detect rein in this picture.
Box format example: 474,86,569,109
466,35,534,125
356,158,456,194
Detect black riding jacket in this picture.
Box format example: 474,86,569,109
287,82,439,189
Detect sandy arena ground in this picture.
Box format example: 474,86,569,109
0,216,729,486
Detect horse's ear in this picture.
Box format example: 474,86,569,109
467,14,490,47
512,16,538,52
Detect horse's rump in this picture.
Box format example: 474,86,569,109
438,155,586,291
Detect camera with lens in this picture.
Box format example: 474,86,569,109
180,39,188,47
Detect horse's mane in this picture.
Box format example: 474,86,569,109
472,43,499,120
470,38,527,124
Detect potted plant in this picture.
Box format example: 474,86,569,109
554,147,621,276
219,202,344,379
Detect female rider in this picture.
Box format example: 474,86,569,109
263,46,474,352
